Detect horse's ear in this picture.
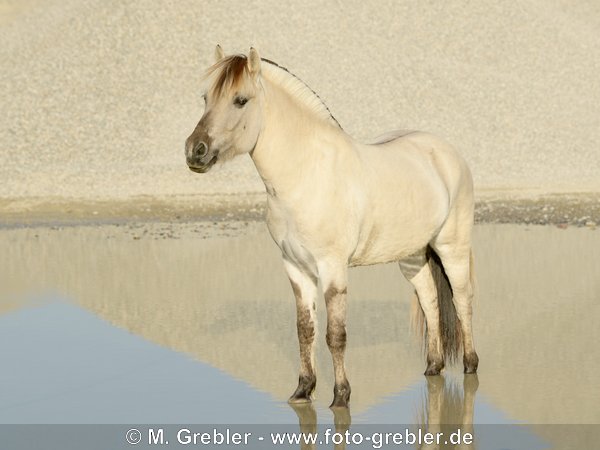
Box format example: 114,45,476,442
248,47,261,77
214,44,225,62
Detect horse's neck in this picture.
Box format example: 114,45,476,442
251,80,346,196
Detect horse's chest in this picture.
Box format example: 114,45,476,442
266,197,348,274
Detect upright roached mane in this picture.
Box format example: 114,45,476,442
185,46,479,409
205,54,341,128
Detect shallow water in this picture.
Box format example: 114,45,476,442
1,223,599,448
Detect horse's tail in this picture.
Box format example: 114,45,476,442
410,245,463,364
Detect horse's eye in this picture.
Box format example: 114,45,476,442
234,96,248,108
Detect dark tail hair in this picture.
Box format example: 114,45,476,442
411,245,463,364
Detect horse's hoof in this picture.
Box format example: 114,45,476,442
288,375,316,404
424,360,444,376
330,397,349,408
463,352,479,374
330,382,351,408
330,398,349,408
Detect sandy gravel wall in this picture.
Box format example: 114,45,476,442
1,0,599,216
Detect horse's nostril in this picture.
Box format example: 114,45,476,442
194,141,208,158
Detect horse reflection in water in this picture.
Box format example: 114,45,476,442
289,403,350,450
416,375,478,450
185,46,479,407
289,374,479,450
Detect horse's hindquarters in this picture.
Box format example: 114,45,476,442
349,133,472,266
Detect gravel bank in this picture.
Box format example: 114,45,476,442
1,192,598,229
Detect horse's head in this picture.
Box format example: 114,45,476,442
185,45,264,173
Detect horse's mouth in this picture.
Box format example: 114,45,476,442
187,155,217,173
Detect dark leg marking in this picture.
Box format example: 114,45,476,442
289,280,316,403
296,306,315,378
324,286,347,353
325,285,350,408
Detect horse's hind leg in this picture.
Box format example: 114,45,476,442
432,243,479,373
284,260,319,403
399,250,445,375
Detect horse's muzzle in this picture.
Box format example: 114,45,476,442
193,141,208,158
185,137,217,173
187,154,217,173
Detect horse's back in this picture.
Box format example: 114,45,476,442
369,129,419,145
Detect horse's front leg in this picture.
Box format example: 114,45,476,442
285,260,319,404
320,262,351,408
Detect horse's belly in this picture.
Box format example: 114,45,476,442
349,202,446,266
349,227,431,266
